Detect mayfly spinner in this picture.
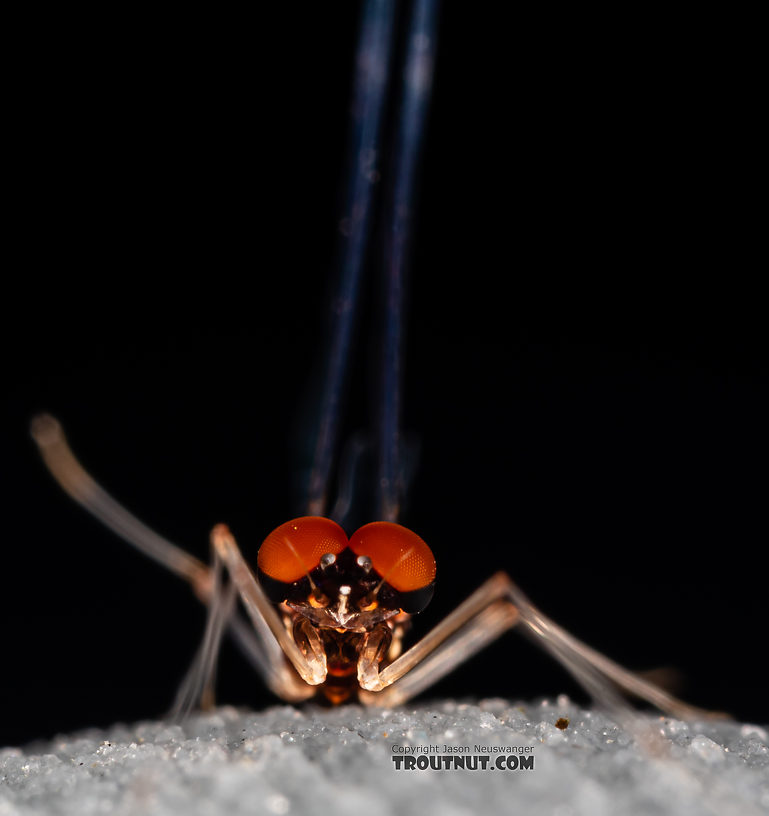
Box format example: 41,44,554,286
30,415,713,718
31,1,717,722
29,414,714,720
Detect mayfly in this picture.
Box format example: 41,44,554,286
31,1,715,722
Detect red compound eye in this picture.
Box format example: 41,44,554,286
258,517,348,583
349,522,436,592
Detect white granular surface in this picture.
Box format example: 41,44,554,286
2,698,767,816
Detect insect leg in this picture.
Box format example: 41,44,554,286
171,540,237,718
30,414,211,599
210,524,324,695
359,597,519,706
360,572,719,720
172,535,316,712
501,574,721,720
358,572,519,703
32,413,313,703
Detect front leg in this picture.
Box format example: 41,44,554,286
360,572,717,720
210,524,326,694
31,414,317,704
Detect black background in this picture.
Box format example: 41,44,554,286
3,5,766,747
